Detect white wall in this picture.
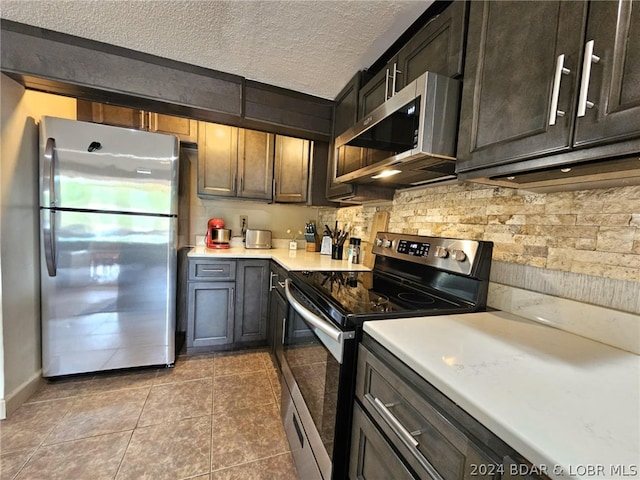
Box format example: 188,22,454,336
0,75,76,417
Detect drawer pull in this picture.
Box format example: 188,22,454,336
368,394,420,448
201,268,225,273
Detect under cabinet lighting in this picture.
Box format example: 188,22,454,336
371,169,402,179
560,168,572,173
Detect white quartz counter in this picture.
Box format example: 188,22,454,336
364,312,640,480
188,245,371,272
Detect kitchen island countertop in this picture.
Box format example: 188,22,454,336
364,312,640,480
188,245,371,272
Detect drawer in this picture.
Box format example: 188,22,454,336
188,259,236,281
350,401,418,479
356,344,499,480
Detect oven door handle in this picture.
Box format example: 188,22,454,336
285,279,353,363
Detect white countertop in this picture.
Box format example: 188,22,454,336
188,245,371,272
364,312,640,480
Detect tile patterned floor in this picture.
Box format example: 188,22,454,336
0,350,297,480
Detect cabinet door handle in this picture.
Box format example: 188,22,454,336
229,287,235,310
548,54,571,125
391,62,401,98
577,40,600,117
281,316,287,345
367,393,420,448
269,272,277,291
202,268,224,273
385,68,391,101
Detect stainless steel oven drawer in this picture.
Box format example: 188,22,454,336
281,379,322,480
355,343,499,480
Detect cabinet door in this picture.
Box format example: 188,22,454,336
396,0,467,86
456,1,588,173
77,100,145,129
235,260,270,344
358,58,398,119
237,129,275,200
327,74,362,200
274,135,310,203
148,113,197,144
349,402,417,480
268,262,288,364
268,287,287,362
334,73,363,137
573,0,640,147
187,281,235,348
197,122,238,197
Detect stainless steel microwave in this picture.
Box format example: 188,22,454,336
334,71,460,187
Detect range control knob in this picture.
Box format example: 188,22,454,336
451,249,467,262
375,237,384,247
434,246,449,258
381,239,392,248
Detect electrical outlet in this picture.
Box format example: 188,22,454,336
240,215,248,228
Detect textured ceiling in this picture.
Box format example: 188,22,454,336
0,0,432,99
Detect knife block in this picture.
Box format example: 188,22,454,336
306,234,321,252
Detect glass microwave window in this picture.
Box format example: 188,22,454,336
337,98,421,176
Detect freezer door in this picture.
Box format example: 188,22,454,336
40,116,179,216
40,209,177,377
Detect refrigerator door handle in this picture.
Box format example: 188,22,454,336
42,209,57,276
43,137,57,207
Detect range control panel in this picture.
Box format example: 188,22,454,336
372,232,485,276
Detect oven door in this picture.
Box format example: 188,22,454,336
281,279,355,480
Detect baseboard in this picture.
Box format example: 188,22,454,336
4,370,44,418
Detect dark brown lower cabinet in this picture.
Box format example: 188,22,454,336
234,260,270,345
350,402,418,479
352,336,549,480
185,258,269,353
187,281,235,349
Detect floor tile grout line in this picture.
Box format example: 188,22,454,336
111,429,136,479
209,451,295,475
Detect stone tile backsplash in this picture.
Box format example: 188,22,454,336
319,182,640,314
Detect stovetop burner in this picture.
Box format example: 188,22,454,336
396,292,436,306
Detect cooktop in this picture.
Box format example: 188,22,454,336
288,270,472,327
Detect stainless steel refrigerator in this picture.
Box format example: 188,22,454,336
39,116,179,377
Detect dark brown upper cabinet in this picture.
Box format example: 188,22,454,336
273,135,310,203
197,122,320,204
358,0,467,118
573,0,640,147
77,100,197,143
237,129,275,200
457,0,640,177
197,122,274,201
197,122,239,198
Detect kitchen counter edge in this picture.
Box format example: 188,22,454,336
187,245,371,272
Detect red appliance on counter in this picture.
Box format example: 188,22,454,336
205,218,231,249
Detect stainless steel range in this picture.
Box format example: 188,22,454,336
278,232,494,479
